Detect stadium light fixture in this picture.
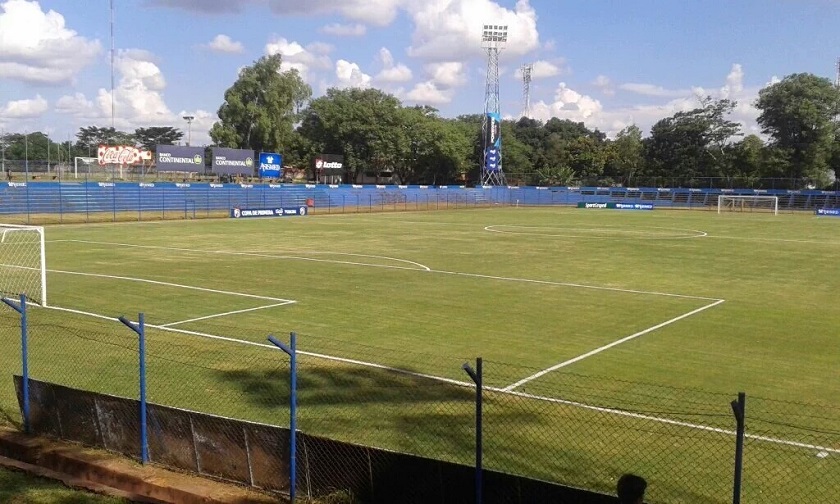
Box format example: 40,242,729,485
481,24,508,48
182,115,195,146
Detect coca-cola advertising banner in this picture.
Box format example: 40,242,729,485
156,145,205,173
98,145,152,166
211,148,255,175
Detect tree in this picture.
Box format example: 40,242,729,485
75,126,135,152
299,88,404,183
210,54,311,154
645,98,742,183
755,73,840,183
134,127,183,150
605,125,644,185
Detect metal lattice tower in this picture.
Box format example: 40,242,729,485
521,63,533,119
836,58,840,88
480,24,507,186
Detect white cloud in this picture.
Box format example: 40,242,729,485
268,0,402,26
0,0,101,84
204,34,244,54
335,59,372,89
1,94,48,118
375,48,412,83
264,36,332,80
424,61,467,88
406,0,540,61
592,75,614,96
618,82,692,98
319,23,367,37
405,81,453,106
515,60,562,80
528,64,768,139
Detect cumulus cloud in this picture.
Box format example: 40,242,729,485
335,59,372,89
515,60,563,80
406,0,540,61
527,64,768,138
0,0,101,84
319,23,367,37
375,47,412,83
405,81,453,106
424,62,467,88
264,36,332,80
204,34,244,54
1,94,48,118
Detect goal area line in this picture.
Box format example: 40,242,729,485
34,303,837,457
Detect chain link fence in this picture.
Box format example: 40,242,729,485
0,303,838,503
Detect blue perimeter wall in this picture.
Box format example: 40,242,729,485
1,181,839,217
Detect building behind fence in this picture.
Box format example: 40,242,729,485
0,302,838,504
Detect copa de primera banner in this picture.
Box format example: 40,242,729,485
230,206,308,218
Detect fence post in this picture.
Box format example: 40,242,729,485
118,313,148,464
731,392,746,504
462,357,483,504
268,332,297,503
2,295,29,434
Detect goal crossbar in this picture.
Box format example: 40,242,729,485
0,224,47,306
717,195,779,215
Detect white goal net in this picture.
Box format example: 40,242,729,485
0,224,47,306
717,195,779,215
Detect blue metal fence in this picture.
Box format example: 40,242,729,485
2,182,839,222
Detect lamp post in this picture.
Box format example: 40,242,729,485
182,115,195,146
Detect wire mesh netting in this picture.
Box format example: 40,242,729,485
1,306,839,503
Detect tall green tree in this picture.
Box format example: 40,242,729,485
210,54,311,154
299,88,404,183
75,126,134,152
134,126,183,150
605,125,644,185
755,73,840,183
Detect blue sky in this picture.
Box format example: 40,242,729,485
1,0,839,145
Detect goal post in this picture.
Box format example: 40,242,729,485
717,195,779,215
0,224,47,306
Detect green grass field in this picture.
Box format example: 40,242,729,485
1,207,838,503
0,466,126,503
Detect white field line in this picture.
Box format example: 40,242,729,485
704,235,840,246
158,302,295,328
484,224,709,240
502,299,726,392
48,268,294,303
51,239,432,272
42,304,840,456
50,239,714,301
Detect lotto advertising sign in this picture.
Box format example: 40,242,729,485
258,152,283,178
212,148,255,175
156,145,204,172
815,208,840,217
230,206,308,218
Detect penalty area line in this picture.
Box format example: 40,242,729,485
41,303,839,456
158,301,296,328
502,299,726,392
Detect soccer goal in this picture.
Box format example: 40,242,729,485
717,195,779,215
0,224,47,306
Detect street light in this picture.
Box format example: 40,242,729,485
182,115,195,146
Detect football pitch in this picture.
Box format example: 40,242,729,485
1,206,838,503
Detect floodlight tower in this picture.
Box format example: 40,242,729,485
480,24,508,186
835,58,840,88
521,63,533,118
